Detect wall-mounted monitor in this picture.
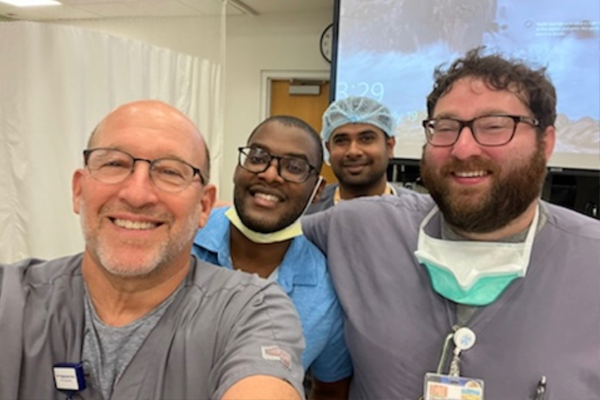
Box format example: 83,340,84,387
331,0,600,171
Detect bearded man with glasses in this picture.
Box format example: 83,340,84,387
0,100,306,400
192,116,352,400
301,48,600,400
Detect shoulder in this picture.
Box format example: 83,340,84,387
321,184,338,197
1,254,83,286
0,255,83,302
306,184,337,215
190,256,273,295
334,191,434,224
287,235,327,266
278,235,328,291
389,181,414,196
187,257,299,317
543,201,600,241
193,207,230,250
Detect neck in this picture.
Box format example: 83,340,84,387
81,251,190,327
229,224,291,278
450,200,540,241
339,177,389,200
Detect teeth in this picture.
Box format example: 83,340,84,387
113,219,157,230
455,170,487,178
255,192,280,202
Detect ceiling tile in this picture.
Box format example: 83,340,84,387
177,0,244,16
244,0,333,14
0,0,332,20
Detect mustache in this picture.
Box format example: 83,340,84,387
440,158,501,176
99,204,170,220
342,160,368,167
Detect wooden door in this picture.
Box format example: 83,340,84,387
269,80,337,184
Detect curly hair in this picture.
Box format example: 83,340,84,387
426,47,557,133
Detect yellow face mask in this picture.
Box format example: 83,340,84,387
225,207,303,244
225,176,323,244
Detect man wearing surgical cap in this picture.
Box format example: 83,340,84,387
306,96,412,214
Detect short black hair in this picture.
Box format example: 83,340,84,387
427,47,557,133
248,115,324,172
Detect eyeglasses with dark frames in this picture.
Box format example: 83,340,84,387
422,114,539,147
83,148,206,193
237,146,317,183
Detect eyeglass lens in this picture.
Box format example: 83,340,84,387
426,115,520,146
239,147,311,183
86,148,197,192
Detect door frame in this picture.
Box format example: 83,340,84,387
260,70,330,120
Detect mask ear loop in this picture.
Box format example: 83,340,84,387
299,175,324,216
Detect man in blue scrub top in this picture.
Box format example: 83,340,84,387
192,115,352,400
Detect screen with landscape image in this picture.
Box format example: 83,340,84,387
334,0,600,170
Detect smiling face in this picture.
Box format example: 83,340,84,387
420,77,555,234
72,101,215,279
233,121,320,233
326,123,395,192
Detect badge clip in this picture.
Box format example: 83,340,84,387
53,362,87,399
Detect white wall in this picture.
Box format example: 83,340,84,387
56,11,333,201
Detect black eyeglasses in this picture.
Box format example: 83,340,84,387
422,114,539,147
83,148,206,193
237,146,317,183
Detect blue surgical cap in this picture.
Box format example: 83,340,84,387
321,96,396,143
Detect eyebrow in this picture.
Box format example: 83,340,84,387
332,129,380,138
249,143,310,160
98,145,198,166
434,110,515,119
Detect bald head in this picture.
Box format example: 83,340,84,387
88,100,210,181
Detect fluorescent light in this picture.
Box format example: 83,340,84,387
0,0,61,6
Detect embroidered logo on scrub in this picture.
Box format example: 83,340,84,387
261,345,292,370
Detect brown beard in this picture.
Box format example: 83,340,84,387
420,139,547,233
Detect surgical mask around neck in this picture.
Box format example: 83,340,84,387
226,176,323,244
414,205,539,306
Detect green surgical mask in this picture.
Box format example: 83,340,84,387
414,206,539,306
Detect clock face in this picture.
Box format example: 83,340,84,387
320,24,333,63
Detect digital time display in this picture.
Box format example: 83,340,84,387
337,82,384,102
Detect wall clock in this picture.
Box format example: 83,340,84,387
320,23,333,63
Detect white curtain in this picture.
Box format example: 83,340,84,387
0,21,223,263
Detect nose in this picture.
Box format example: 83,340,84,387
117,162,160,207
346,139,364,157
256,159,285,183
450,126,483,160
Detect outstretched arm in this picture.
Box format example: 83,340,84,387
222,375,301,400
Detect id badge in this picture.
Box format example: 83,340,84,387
424,373,484,400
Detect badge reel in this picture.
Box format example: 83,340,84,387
424,327,485,400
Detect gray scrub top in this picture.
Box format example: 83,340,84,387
303,193,600,400
0,254,305,400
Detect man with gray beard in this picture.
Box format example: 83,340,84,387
0,100,306,400
301,48,600,400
